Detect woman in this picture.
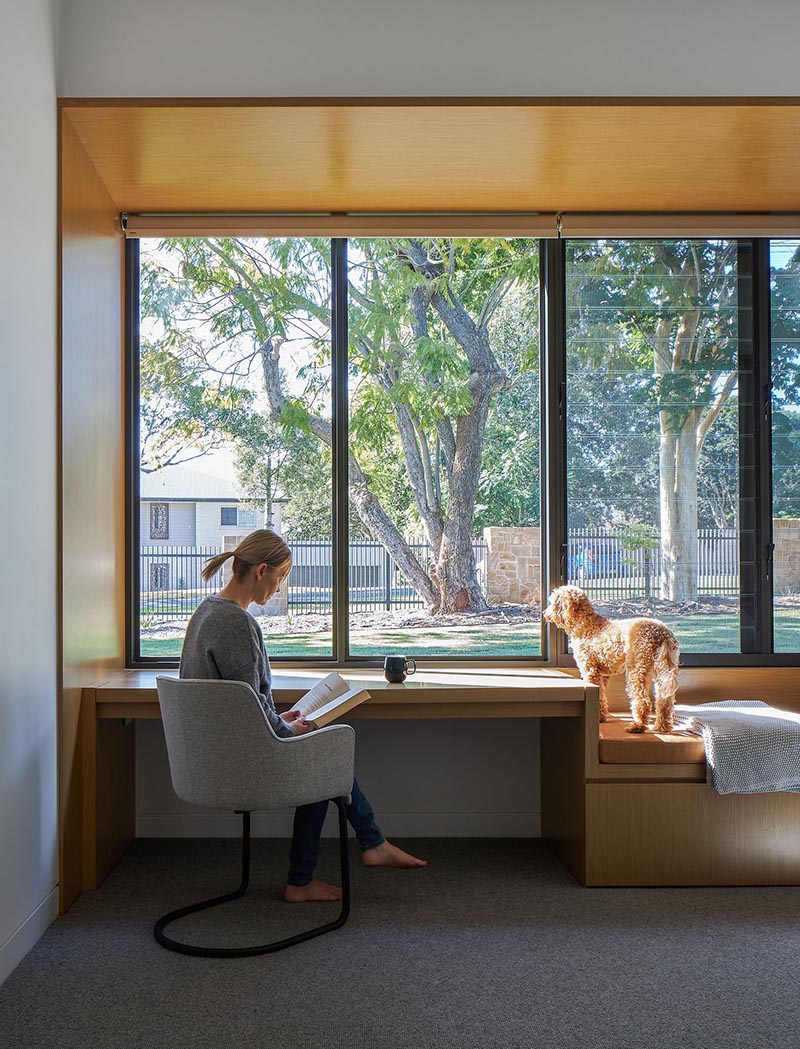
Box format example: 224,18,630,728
180,529,426,903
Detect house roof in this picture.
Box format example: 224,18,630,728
140,465,250,502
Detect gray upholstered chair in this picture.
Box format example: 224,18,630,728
154,676,356,958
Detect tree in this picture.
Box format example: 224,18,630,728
567,240,739,601
140,236,540,613
771,245,800,521
348,238,539,611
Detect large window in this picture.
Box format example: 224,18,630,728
346,238,541,658
565,240,742,653
771,240,800,652
129,232,799,666
132,236,541,663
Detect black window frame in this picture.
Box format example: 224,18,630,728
125,234,798,669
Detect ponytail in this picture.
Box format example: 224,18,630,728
202,529,292,582
201,550,235,582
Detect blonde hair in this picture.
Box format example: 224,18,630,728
202,529,292,582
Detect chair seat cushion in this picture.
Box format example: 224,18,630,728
599,715,706,764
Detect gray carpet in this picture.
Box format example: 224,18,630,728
1,838,799,1049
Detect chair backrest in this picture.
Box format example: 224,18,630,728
156,677,282,811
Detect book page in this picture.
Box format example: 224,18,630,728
310,688,371,728
295,672,349,717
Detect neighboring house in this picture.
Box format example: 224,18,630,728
140,465,283,547
140,465,284,591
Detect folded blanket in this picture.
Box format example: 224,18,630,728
674,700,800,795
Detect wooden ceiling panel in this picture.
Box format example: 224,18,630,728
62,101,800,214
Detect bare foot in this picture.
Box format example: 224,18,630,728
284,879,342,903
362,842,427,869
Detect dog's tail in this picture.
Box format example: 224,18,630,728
653,632,680,701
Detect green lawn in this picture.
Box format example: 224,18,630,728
139,609,800,659
141,624,542,659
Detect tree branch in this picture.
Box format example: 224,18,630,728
257,336,436,605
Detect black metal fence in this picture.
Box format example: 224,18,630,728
140,546,223,620
140,528,740,622
567,527,739,600
140,539,488,619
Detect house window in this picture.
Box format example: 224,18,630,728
149,562,170,591
150,502,169,540
220,507,258,528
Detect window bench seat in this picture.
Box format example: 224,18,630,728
542,675,800,886
599,715,705,764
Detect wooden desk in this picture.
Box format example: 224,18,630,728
82,669,591,894
93,667,588,720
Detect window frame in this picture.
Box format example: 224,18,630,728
219,506,237,527
125,233,800,669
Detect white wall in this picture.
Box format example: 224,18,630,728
0,0,59,986
136,717,541,839
58,0,800,98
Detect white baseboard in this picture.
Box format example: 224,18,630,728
136,812,541,838
0,887,58,988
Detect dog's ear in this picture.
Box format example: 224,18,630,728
544,586,565,627
560,587,593,633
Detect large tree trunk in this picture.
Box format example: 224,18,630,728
429,386,494,612
399,240,511,612
659,424,699,602
258,335,438,609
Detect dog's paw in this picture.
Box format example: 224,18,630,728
653,720,674,734
625,723,647,734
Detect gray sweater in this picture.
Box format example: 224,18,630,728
179,595,294,739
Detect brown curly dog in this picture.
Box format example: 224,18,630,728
543,585,680,733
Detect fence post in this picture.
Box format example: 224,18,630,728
385,548,392,610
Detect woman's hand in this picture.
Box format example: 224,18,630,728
291,718,316,735
280,709,304,724
281,709,316,735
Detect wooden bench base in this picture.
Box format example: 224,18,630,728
599,715,705,764
542,689,800,887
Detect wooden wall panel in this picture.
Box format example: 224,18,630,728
63,101,800,214
59,114,127,912
586,783,800,886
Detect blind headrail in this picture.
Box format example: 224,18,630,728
122,211,800,239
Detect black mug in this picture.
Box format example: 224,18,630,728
384,655,417,683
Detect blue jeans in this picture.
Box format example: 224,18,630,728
287,777,384,886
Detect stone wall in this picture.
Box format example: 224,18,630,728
483,526,541,607
773,518,800,595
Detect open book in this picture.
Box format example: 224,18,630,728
294,672,371,728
